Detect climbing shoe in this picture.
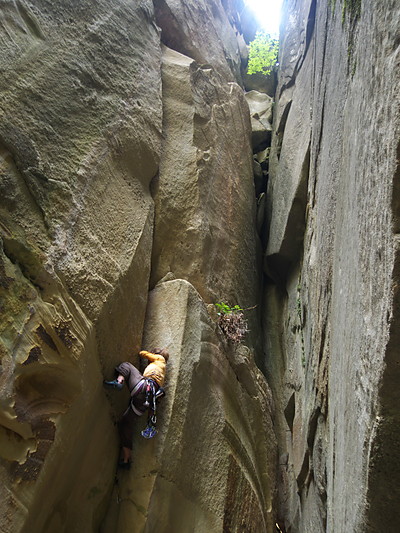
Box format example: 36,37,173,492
103,379,124,390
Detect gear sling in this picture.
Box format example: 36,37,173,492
130,377,165,438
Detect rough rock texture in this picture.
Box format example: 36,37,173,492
0,1,276,532
0,1,162,531
243,70,277,97
102,279,276,533
151,45,261,326
245,90,273,151
264,0,400,532
153,0,249,83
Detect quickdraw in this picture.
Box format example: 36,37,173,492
140,379,165,439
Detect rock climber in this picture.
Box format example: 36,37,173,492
103,348,169,469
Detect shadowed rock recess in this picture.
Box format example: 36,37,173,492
0,1,398,533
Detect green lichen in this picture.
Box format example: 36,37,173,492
342,0,362,25
341,0,361,76
0,240,38,348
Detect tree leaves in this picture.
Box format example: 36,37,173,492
247,31,279,76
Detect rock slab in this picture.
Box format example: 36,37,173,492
264,0,400,531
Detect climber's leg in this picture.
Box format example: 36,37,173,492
118,407,137,466
115,362,144,392
121,446,131,464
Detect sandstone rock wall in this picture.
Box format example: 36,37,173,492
0,1,276,532
151,45,259,323
102,279,276,533
264,1,400,532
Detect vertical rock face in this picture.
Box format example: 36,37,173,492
103,279,276,533
151,45,259,314
264,0,400,532
0,2,162,531
0,1,276,532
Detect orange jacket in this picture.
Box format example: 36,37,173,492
140,350,167,387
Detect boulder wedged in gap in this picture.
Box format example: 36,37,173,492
153,0,249,84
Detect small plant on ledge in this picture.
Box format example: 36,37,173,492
215,302,250,344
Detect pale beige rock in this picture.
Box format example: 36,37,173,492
102,279,276,533
1,2,276,532
265,38,312,274
0,1,162,531
151,46,260,328
256,147,271,165
153,0,247,83
245,90,273,150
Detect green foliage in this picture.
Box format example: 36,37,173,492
247,31,279,76
215,302,243,315
342,0,361,24
214,302,248,343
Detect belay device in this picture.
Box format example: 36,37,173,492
141,379,165,439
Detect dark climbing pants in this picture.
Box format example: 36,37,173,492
115,362,146,449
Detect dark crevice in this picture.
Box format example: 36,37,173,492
311,83,327,207
15,1,45,41
264,253,292,287
318,321,327,366
284,392,295,431
276,100,292,160
365,224,400,530
0,132,48,229
307,407,321,449
304,0,317,61
1,236,45,292
35,325,59,353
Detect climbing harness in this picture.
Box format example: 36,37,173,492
130,378,165,439
141,379,165,439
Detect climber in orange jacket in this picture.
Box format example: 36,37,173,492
104,348,169,468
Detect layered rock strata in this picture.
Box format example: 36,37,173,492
0,1,276,532
264,0,400,532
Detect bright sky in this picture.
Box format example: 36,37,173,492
245,0,283,37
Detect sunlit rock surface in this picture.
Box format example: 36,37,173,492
151,45,260,321
264,0,400,532
0,1,276,532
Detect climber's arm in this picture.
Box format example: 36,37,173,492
139,350,165,363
